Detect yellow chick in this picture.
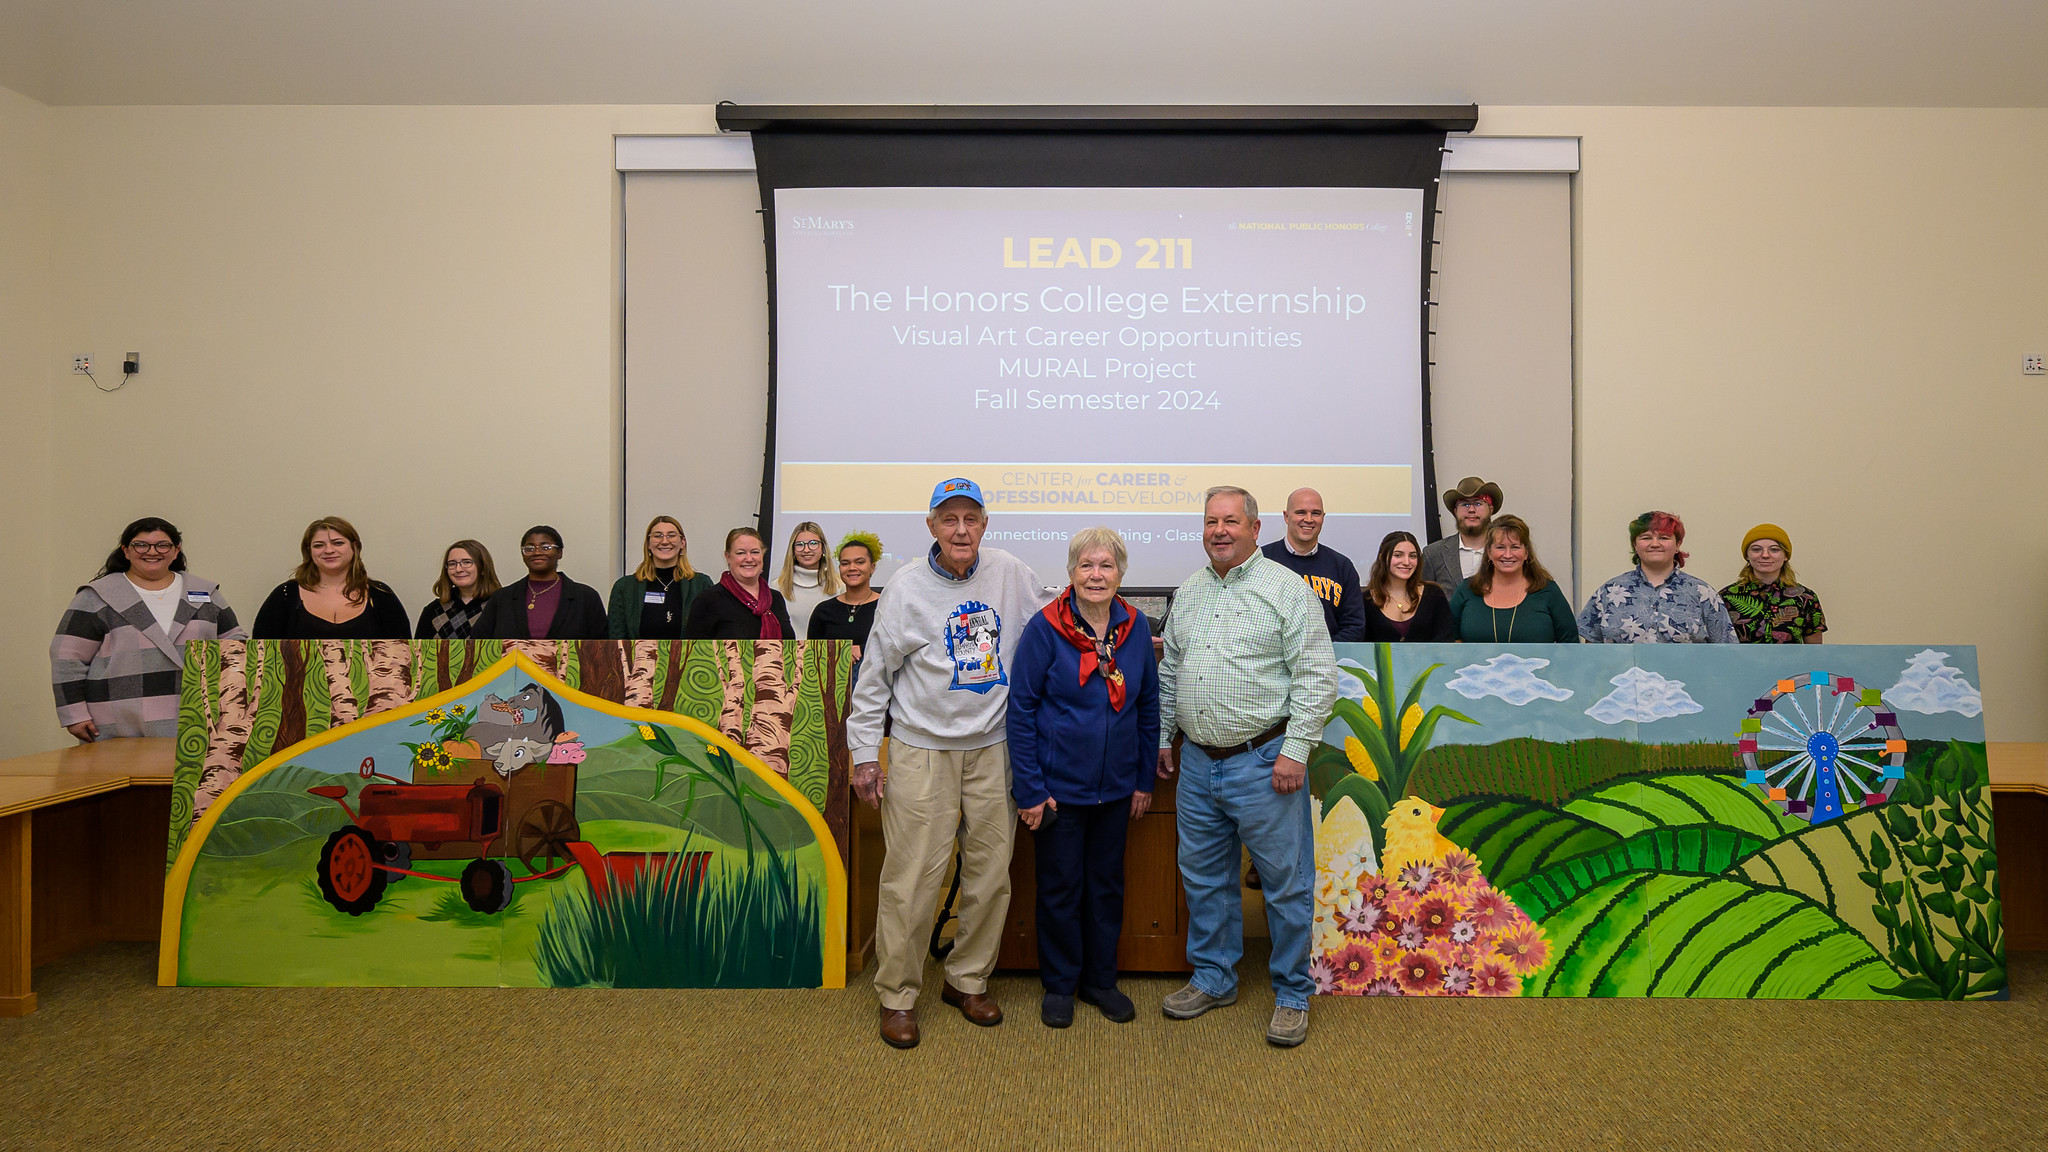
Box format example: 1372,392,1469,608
1380,797,1459,877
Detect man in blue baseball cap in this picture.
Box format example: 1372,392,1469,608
850,475,1050,1048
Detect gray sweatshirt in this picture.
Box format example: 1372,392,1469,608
848,546,1051,762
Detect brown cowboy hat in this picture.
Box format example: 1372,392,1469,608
1442,476,1505,514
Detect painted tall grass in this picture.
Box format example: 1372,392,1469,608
534,854,824,988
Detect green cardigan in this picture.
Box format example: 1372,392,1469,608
1446,581,1580,643
607,571,713,639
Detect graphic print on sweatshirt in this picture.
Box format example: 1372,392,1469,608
945,600,1006,693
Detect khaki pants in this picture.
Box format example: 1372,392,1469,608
873,738,1017,1010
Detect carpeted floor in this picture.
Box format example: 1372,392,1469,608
4,945,2045,1151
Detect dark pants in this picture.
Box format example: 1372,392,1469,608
1033,797,1130,994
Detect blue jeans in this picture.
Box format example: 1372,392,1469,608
1176,736,1315,1010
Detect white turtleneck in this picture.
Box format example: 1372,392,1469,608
786,565,828,635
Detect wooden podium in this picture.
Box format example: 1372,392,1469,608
997,774,1193,973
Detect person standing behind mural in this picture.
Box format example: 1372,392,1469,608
684,528,796,640
51,517,247,742
1007,526,1159,1030
1260,487,1368,643
1720,524,1827,644
251,517,411,639
1363,531,1456,641
1421,476,1503,594
807,532,883,662
608,516,712,640
472,526,608,640
1447,516,1579,643
1155,486,1336,1049
849,478,1050,1050
1577,511,1736,644
775,521,840,637
414,540,501,639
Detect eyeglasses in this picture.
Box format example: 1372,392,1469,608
445,559,477,570
1455,500,1491,511
128,541,177,554
793,540,824,550
521,544,562,554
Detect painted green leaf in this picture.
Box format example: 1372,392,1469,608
1564,773,1804,840
1529,873,1892,999
1507,825,1767,921
1438,796,1620,893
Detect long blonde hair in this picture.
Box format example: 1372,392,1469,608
293,516,372,604
775,520,841,597
632,516,697,583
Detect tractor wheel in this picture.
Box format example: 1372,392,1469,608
317,826,388,916
461,859,515,914
373,840,412,879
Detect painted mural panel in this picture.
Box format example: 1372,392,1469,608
160,643,851,990
1311,644,2000,1000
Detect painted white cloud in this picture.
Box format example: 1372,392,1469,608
1336,661,1370,702
1444,654,1574,706
1585,667,1703,724
1885,649,1983,717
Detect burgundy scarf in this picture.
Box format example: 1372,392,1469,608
1045,589,1134,711
721,572,781,639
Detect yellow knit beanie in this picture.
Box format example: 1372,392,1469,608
1741,524,1790,558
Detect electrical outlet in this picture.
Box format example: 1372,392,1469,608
2026,354,2046,376
123,351,140,375
72,355,91,374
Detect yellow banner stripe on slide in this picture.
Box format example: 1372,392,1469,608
780,463,1412,516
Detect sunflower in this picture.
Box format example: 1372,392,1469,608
1495,923,1552,975
1395,951,1443,994
1473,962,1520,997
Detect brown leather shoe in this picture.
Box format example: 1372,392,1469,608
879,1007,919,1049
941,982,1003,1026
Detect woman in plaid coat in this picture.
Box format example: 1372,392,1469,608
50,518,245,742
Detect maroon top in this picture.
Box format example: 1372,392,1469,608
524,578,563,639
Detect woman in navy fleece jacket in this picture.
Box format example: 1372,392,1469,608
1006,526,1160,1029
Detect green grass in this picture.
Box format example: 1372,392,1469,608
534,852,823,988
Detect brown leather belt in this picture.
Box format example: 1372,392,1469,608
1189,720,1290,763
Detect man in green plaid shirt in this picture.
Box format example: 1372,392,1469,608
1154,485,1337,1047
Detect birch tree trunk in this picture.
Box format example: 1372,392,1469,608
718,642,748,747
192,640,257,825
746,642,794,776
363,641,414,716
624,641,658,708
322,641,360,725
506,639,558,677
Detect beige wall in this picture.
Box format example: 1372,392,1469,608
3,98,2043,754
0,85,54,756
1480,106,2048,737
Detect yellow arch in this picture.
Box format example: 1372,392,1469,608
159,649,847,989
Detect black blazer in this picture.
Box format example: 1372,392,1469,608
251,580,411,639
1361,583,1456,642
684,583,795,640
472,576,609,640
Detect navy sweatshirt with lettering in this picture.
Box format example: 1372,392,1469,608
1260,540,1369,643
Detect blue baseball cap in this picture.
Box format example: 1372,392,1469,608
929,477,985,510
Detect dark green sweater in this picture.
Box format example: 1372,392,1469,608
607,571,712,640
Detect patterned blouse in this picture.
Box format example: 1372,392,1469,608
1576,567,1736,644
1718,579,1827,644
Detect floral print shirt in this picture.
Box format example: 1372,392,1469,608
1576,567,1736,644
1718,579,1827,644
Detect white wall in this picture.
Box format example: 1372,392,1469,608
4,99,2044,755
0,85,53,756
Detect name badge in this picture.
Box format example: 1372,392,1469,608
643,591,666,604
186,591,212,605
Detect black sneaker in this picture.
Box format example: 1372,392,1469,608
1078,985,1137,1023
1041,993,1075,1028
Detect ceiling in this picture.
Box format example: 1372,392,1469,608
1,0,2043,108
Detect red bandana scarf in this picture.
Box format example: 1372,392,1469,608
1045,589,1134,711
720,572,781,639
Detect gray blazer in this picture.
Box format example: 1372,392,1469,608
1421,536,1474,596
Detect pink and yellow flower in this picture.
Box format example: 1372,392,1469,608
1495,922,1551,975
1466,889,1515,937
1438,850,1480,890
1473,962,1520,997
1327,941,1377,991
1394,951,1443,994
1415,897,1456,939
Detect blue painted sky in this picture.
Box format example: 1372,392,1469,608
1326,643,1985,747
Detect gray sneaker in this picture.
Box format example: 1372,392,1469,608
1266,1005,1309,1047
1161,982,1237,1020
